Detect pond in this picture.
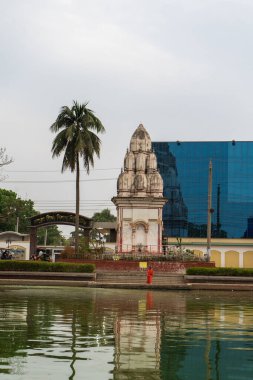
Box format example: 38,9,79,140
0,287,253,380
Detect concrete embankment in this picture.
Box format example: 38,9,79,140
185,275,253,291
0,271,96,287
1,271,253,290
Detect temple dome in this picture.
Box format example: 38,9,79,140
135,152,146,172
149,172,163,196
115,123,164,198
124,150,135,171
130,124,152,153
147,151,157,173
117,171,134,196
134,173,148,193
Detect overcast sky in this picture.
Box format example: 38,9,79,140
1,0,253,234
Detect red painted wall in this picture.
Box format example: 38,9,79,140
57,258,215,272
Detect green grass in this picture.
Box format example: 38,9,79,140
186,267,253,276
0,260,95,273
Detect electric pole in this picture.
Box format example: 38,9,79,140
44,228,48,246
206,160,213,261
216,184,221,236
15,217,19,233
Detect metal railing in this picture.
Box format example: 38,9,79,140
116,244,174,254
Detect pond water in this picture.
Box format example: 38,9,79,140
0,287,253,380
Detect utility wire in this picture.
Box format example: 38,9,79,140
4,178,117,184
4,168,121,173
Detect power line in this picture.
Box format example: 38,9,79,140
33,200,113,203
34,205,114,208
4,178,117,184
33,199,112,201
36,208,115,211
4,168,121,173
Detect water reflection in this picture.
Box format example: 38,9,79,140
0,288,253,380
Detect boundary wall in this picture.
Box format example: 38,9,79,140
167,238,253,268
56,258,215,272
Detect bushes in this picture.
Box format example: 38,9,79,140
186,267,253,276
59,248,203,262
60,253,204,262
60,246,75,258
116,252,204,262
0,260,95,273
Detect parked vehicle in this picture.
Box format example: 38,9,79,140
0,249,13,260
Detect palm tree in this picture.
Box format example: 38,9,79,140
50,101,105,254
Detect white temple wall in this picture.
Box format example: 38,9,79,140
123,208,158,222
123,209,132,219
135,225,146,246
133,208,158,221
121,219,160,251
147,222,159,248
122,221,132,248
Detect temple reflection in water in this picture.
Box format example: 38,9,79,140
0,288,253,380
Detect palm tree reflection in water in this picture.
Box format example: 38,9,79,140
69,308,77,380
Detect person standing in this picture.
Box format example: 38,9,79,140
147,265,154,284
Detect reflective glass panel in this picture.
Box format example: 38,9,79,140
153,141,253,238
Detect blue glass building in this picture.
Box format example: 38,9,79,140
152,141,253,239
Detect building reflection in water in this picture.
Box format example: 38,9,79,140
1,289,253,380
113,291,188,380
114,292,161,379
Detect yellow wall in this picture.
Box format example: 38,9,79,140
210,250,221,267
168,237,253,245
166,238,253,268
225,250,239,268
243,251,253,268
193,249,204,258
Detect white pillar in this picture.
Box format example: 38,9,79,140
220,251,225,267
239,251,244,268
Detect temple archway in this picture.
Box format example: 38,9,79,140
30,212,92,256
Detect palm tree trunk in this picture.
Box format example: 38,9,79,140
75,155,80,254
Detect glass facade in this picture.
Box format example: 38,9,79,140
153,141,253,239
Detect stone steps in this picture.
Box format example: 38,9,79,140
0,271,186,287
96,272,185,285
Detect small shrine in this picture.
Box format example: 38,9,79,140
112,124,167,253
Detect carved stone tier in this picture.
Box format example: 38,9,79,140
117,124,163,198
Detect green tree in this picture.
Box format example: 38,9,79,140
0,189,66,244
92,208,116,222
50,101,105,254
37,226,66,246
0,188,37,233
